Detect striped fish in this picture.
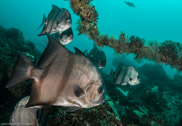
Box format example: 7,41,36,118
38,5,71,36
51,27,73,45
112,64,140,85
6,35,105,110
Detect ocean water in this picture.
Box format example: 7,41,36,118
0,0,182,125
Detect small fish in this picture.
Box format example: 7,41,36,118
75,44,106,69
51,27,73,45
6,35,105,110
124,1,135,7
88,44,106,69
10,96,41,126
112,63,140,85
38,5,71,36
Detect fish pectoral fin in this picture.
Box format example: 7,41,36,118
73,85,85,98
6,52,34,88
65,106,81,112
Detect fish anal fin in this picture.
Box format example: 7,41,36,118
26,81,46,107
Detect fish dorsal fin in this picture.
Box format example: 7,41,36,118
74,47,85,56
38,34,71,67
83,49,88,56
38,14,47,29
88,43,98,57
73,85,85,98
52,4,61,11
93,43,99,51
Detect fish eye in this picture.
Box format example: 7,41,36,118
97,86,103,94
129,77,133,81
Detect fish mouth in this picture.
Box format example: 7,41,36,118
89,93,105,106
100,95,105,104
97,94,105,104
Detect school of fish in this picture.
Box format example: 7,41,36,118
6,4,140,126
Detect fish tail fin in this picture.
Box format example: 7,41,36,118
6,52,34,88
38,14,47,29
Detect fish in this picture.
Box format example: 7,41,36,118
51,27,73,45
112,63,140,85
74,44,106,69
10,96,41,126
124,1,135,7
6,35,105,110
88,44,106,68
38,5,71,36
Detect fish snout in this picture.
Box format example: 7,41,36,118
98,86,105,104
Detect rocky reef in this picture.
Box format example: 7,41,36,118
68,0,182,71
40,103,122,126
0,26,41,122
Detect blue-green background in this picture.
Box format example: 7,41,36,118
0,0,182,77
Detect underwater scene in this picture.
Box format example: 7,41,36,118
0,0,182,126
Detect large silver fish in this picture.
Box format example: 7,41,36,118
10,96,41,126
6,35,105,110
38,5,71,36
112,64,140,85
51,27,73,45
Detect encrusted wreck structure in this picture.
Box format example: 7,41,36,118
69,0,182,71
